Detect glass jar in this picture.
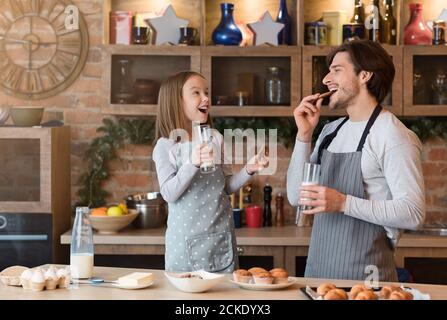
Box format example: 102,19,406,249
114,59,134,104
265,67,285,105
433,20,446,45
110,11,133,45
234,91,249,106
413,68,429,105
70,207,94,279
431,69,447,105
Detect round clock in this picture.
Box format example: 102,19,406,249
0,0,89,99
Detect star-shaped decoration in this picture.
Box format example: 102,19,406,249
146,5,189,45
247,11,284,46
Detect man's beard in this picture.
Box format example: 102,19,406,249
329,85,359,110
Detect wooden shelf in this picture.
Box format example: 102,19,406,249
101,104,158,116
211,106,293,117
403,46,447,116
100,0,447,117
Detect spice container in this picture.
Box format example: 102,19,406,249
433,20,446,45
323,10,349,45
265,67,285,105
305,21,328,45
110,11,133,45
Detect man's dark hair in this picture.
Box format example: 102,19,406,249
326,39,395,104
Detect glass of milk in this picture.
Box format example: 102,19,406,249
295,163,321,224
70,207,94,279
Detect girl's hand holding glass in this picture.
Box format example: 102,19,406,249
192,143,214,169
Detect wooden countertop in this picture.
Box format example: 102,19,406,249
1,266,446,300
60,226,447,248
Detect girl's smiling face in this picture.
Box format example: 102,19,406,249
182,75,210,125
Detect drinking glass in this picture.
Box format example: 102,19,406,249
194,124,216,174
295,163,321,225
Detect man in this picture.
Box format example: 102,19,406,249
287,40,425,281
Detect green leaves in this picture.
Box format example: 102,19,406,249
75,117,155,208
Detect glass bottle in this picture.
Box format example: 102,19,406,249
276,0,292,45
275,193,284,227
366,0,382,42
114,59,134,104
265,66,285,105
381,0,397,44
212,3,242,46
70,207,94,279
404,3,432,45
431,69,447,105
263,184,272,227
351,0,365,24
413,67,429,105
432,20,446,45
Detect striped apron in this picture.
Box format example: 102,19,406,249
305,105,398,281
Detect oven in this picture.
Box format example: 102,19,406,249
0,213,52,270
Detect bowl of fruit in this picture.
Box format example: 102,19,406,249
89,204,139,234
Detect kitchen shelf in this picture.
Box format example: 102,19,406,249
101,0,447,117
211,106,293,117
403,46,447,116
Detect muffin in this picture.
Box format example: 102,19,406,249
349,284,371,299
248,267,267,275
270,270,289,284
324,288,348,300
269,268,287,274
232,269,252,283
317,283,336,296
355,290,378,300
253,272,274,285
380,285,402,299
389,291,413,300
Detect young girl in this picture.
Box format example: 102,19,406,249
153,71,267,273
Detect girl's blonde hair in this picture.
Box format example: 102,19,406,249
155,71,212,140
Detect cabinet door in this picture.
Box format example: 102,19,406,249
236,245,285,271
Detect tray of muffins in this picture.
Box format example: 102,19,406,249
231,267,296,290
301,283,431,300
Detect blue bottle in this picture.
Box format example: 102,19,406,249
276,0,292,45
212,3,242,46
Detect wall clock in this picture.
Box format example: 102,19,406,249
0,0,89,99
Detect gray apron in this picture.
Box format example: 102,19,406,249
305,105,398,281
164,142,238,272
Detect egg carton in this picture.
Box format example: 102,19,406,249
20,266,71,292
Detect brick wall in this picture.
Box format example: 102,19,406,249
0,0,445,225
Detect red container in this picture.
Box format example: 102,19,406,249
404,3,432,45
245,206,262,228
110,11,133,45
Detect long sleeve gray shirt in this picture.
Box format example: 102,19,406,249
287,111,426,247
153,134,253,203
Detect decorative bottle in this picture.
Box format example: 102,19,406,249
212,3,242,46
404,3,432,45
276,0,292,45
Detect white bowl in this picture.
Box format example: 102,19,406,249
164,270,225,293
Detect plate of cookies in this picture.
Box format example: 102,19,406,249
301,283,430,300
230,267,296,291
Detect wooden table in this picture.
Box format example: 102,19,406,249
1,266,446,300
60,226,447,276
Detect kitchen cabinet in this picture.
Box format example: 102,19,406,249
0,126,71,268
100,0,447,117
